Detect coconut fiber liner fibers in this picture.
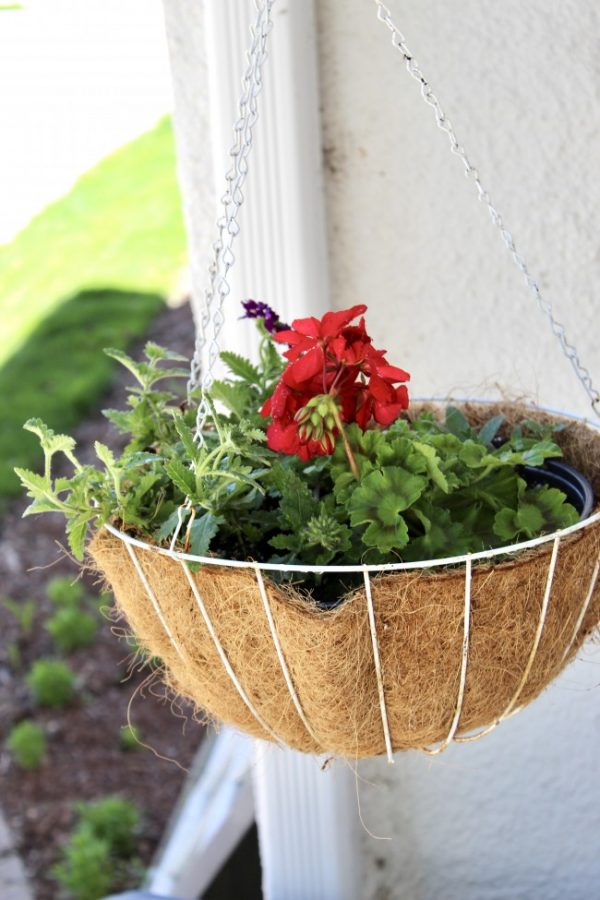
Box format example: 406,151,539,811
90,404,600,757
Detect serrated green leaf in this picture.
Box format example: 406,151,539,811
220,351,261,385
188,513,222,556
173,414,199,462
165,459,195,497
269,464,319,531
66,515,90,561
144,342,188,363
269,533,303,553
349,467,426,530
14,467,50,495
104,347,146,385
24,418,78,467
94,441,116,470
155,508,187,543
209,380,253,420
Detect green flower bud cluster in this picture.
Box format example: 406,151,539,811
294,394,339,450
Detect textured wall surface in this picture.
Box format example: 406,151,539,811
316,3,600,897
317,0,600,418
164,1,600,897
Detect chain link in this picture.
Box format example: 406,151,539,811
189,0,276,438
374,1,600,418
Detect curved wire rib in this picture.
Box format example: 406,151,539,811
105,510,600,575
372,0,600,417
423,557,472,756
179,559,284,745
560,549,600,663
363,568,394,764
455,534,561,744
253,565,322,746
125,542,185,662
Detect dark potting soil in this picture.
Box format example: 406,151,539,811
0,303,208,900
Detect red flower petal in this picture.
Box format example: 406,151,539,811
355,396,373,430
376,364,411,383
273,328,301,345
320,304,367,338
373,400,404,426
368,373,395,403
290,316,322,337
268,380,292,419
395,384,410,409
282,345,324,387
266,421,300,455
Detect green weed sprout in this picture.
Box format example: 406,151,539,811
27,659,75,707
46,607,97,653
6,720,46,770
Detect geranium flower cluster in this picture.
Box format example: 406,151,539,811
260,304,410,461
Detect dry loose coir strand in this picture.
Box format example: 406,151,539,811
89,403,600,758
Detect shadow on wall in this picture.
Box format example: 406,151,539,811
0,288,163,501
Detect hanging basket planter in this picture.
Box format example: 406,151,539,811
15,1,600,762
88,402,600,759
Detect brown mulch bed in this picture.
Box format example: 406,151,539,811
0,303,205,899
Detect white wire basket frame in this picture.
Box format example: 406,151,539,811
103,401,600,761
101,3,600,761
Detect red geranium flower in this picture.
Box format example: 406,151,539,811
261,304,410,461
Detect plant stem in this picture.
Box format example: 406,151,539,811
332,406,360,480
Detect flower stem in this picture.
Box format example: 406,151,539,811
332,406,360,480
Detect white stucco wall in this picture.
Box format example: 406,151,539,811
163,1,600,897
317,0,599,419
315,4,600,897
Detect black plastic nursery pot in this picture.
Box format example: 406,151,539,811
522,458,595,518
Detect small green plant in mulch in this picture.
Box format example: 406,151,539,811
53,796,142,900
6,720,46,770
119,724,141,752
1,596,36,637
46,576,86,608
52,827,113,900
45,576,100,653
27,659,75,708
46,607,98,653
76,796,141,856
1,596,36,671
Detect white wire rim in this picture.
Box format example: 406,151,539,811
103,400,599,576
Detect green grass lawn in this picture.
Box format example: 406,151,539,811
0,116,187,499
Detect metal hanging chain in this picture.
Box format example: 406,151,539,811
189,0,276,439
373,1,600,419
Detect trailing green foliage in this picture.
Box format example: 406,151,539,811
16,335,580,587
27,659,75,708
6,720,46,770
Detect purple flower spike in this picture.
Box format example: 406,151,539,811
241,299,289,334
